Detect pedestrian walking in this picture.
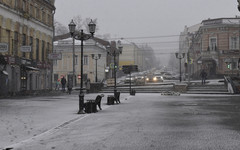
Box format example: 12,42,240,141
55,79,60,90
85,78,91,94
67,79,73,94
200,69,207,85
61,76,67,91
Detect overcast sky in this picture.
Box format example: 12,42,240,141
55,0,240,65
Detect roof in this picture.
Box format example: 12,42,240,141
202,17,240,26
54,33,110,46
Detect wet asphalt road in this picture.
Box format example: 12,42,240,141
1,93,240,150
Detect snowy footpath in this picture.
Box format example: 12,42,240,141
0,93,130,149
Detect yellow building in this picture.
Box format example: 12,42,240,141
0,0,55,96
53,36,109,86
119,43,157,72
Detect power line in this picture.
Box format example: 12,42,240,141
110,34,181,40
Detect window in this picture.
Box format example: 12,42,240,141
30,4,34,16
54,74,58,81
0,27,1,42
14,0,19,9
36,7,40,19
83,55,88,65
6,30,10,55
42,11,45,23
53,60,57,66
46,42,50,60
22,34,26,57
47,14,50,25
36,39,39,61
13,32,18,56
22,0,26,12
209,37,217,51
75,55,78,65
42,41,45,61
232,61,237,69
230,37,239,50
30,37,33,59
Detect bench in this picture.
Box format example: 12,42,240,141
84,94,104,113
114,92,121,103
107,92,121,105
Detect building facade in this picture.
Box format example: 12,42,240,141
0,0,55,96
180,17,240,80
179,24,202,80
119,43,156,72
53,37,109,85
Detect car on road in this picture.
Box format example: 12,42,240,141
162,72,173,80
146,73,163,83
135,74,146,85
124,75,136,84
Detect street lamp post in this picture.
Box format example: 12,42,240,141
68,19,96,114
175,52,185,82
69,20,76,87
107,41,123,97
238,0,240,11
91,54,101,82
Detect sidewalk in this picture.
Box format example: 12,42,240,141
0,92,131,150
2,93,240,150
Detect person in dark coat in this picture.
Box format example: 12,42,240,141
200,69,207,85
85,78,91,93
61,76,67,91
95,94,104,111
67,79,73,94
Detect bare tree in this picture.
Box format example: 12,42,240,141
73,15,83,31
55,16,100,36
82,17,99,33
54,21,68,36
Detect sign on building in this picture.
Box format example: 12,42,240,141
20,46,31,52
0,43,8,52
48,53,62,60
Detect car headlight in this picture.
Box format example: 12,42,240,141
153,77,157,81
161,76,163,80
146,78,149,81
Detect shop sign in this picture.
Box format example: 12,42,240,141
20,46,31,52
48,53,62,60
0,43,8,52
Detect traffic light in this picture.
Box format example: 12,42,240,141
131,65,138,72
122,65,130,74
227,64,231,69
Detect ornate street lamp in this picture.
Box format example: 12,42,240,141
175,52,185,82
69,20,76,87
91,54,101,82
68,19,96,114
238,0,240,11
107,40,123,98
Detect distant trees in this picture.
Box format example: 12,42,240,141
54,21,68,36
54,15,99,36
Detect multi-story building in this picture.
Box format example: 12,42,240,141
119,43,156,72
0,0,55,96
179,24,202,80
180,17,240,79
53,34,113,85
